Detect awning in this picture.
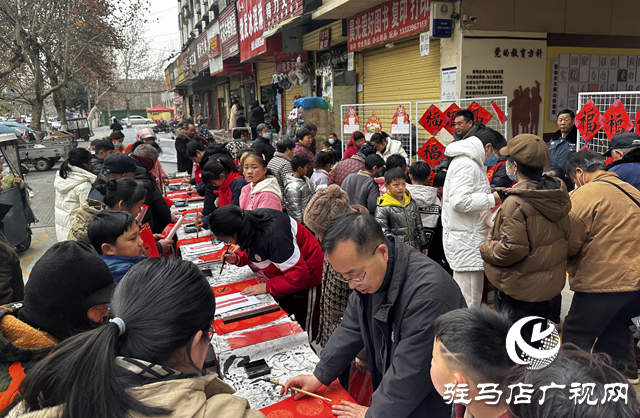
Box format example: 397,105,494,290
261,16,304,40
147,104,174,113
312,0,388,20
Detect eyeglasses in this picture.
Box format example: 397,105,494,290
208,324,215,340
336,244,380,284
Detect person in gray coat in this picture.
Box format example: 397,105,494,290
282,212,466,418
283,154,315,224
341,154,385,214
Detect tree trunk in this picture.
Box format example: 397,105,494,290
53,89,67,131
30,99,43,142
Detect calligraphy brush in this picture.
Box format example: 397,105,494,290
262,379,332,403
219,243,231,277
196,211,200,239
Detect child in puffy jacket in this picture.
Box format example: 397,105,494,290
375,168,428,254
283,154,315,224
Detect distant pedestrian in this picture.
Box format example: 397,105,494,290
294,128,315,178
110,117,123,132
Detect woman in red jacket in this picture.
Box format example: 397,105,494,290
208,206,323,339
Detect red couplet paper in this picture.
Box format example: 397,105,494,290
227,321,303,349
635,109,640,135
419,105,446,136
213,305,288,335
601,99,633,140
575,99,602,142
198,247,228,262
442,103,462,135
490,101,508,125
140,224,160,257
417,137,447,168
259,381,358,418
168,178,186,184
176,235,212,250
467,102,494,125
211,278,260,297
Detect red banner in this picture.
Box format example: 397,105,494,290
575,99,602,142
419,105,445,136
417,137,446,168
467,102,493,125
209,34,222,58
348,0,431,52
196,30,210,72
319,28,330,50
442,103,462,135
264,0,303,32
227,321,303,349
260,381,357,417
212,278,260,297
635,109,640,135
220,3,240,59
602,99,633,140
213,305,287,334
237,0,266,62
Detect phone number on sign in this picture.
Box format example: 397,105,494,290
399,20,428,36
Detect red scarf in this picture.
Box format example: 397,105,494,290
194,163,202,184
214,171,243,207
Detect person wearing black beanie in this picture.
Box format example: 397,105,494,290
0,240,115,410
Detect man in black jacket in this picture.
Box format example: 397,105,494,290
251,123,275,162
185,141,235,216
130,145,175,233
175,124,208,174
283,212,465,418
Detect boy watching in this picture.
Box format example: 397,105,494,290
375,167,428,254
88,211,146,283
268,138,295,193
91,139,115,176
431,307,514,418
407,161,444,261
284,154,315,224
341,154,385,214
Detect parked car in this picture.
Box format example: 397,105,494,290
121,115,153,125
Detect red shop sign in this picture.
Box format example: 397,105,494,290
319,27,330,50
264,0,303,32
219,4,240,59
348,0,431,52
209,34,222,58
196,30,210,72
237,0,266,62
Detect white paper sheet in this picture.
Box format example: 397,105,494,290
215,292,261,315
182,241,224,256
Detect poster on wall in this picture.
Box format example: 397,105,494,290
237,0,266,62
364,112,382,140
391,105,411,134
461,37,546,139
441,67,457,101
548,54,640,122
343,108,360,134
207,20,223,75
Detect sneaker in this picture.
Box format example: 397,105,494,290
628,377,639,385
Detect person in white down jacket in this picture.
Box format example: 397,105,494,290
54,148,96,241
442,135,501,308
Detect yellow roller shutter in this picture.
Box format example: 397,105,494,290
363,38,440,104
217,84,225,97
256,63,276,91
230,78,241,91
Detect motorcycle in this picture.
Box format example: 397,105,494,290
152,120,170,134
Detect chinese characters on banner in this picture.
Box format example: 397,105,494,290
343,108,360,134
635,109,640,135
442,103,462,135
196,31,210,72
348,0,431,52
419,105,445,135
237,0,265,62
494,47,543,59
276,60,306,74
467,102,494,125
364,113,383,140
209,34,222,58
319,28,330,50
263,0,303,32
575,99,602,142
219,4,240,59
601,99,633,140
418,137,446,167
391,105,411,134
207,20,223,75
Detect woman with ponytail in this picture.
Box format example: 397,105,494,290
67,178,147,245
209,206,323,340
54,148,96,241
480,134,571,331
9,258,263,418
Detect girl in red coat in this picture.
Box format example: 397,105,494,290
208,206,323,339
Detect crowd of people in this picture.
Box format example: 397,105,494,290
0,106,638,418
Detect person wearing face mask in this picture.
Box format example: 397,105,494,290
327,132,342,159
480,134,570,345
250,123,275,163
562,149,640,383
441,135,501,308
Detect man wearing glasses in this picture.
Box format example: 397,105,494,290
282,212,465,418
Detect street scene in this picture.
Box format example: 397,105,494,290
0,0,640,417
